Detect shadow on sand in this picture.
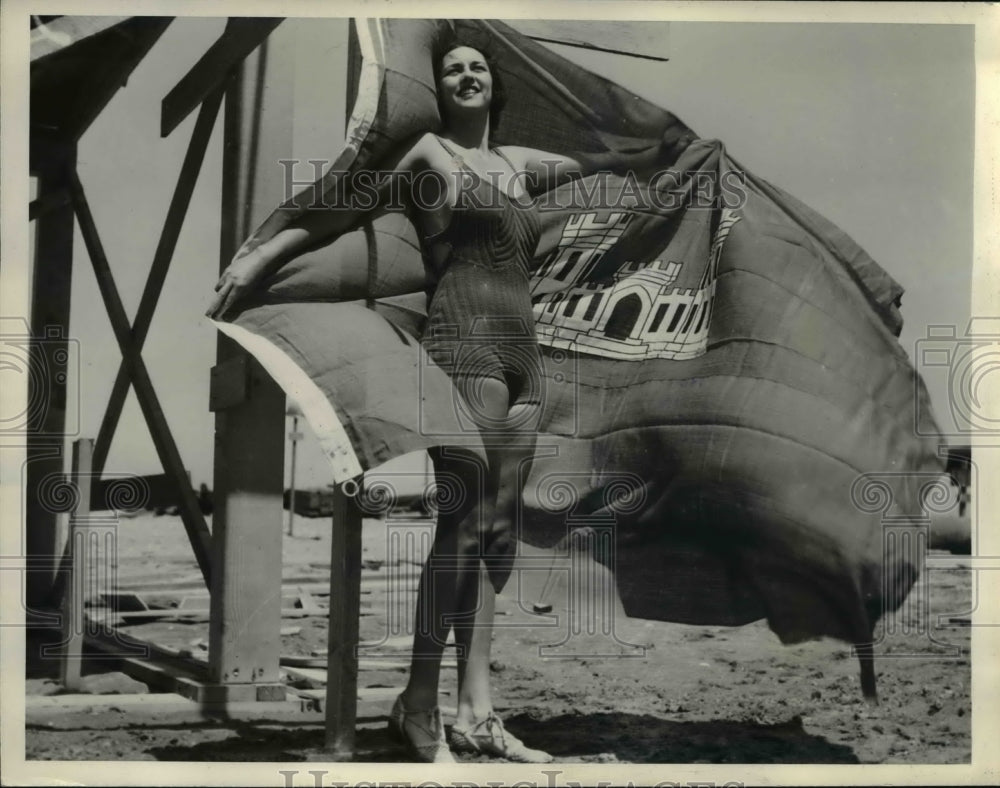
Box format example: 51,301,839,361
503,710,859,764
145,710,858,763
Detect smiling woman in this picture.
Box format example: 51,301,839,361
205,30,608,764
193,14,973,771
206,21,683,760
433,43,506,136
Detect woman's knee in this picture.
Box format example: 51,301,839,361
453,518,487,559
428,502,489,558
456,375,511,431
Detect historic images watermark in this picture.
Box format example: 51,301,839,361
913,317,1000,438
8,464,151,661
0,317,80,436
277,768,746,787
417,319,579,440
277,159,749,215
350,466,648,660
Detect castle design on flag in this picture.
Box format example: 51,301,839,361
531,209,743,360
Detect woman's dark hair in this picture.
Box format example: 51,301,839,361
431,36,507,136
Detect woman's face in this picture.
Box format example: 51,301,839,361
437,46,493,120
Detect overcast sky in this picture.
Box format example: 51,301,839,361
46,17,973,487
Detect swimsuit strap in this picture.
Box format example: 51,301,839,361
432,134,465,165
432,135,519,186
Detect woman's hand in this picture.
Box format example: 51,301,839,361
205,248,271,319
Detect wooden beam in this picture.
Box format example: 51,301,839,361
324,482,364,757
50,468,193,607
28,185,71,222
91,88,223,477
59,438,93,691
321,23,366,756
30,15,132,62
67,170,214,585
207,29,290,704
91,471,191,513
26,143,76,615
66,18,172,142
161,17,283,138
26,693,319,726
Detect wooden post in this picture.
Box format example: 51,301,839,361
287,415,300,537
323,21,364,753
60,438,93,691
325,480,363,757
207,27,293,704
26,140,76,617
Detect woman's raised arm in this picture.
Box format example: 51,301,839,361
504,129,694,197
206,136,431,319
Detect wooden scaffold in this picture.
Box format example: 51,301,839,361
28,16,364,756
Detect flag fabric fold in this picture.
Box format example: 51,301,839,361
215,18,945,660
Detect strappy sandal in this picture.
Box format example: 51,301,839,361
388,694,455,763
449,711,553,763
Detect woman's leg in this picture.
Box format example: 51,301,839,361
447,376,511,725
400,444,489,711
453,566,496,723
392,443,489,762
398,373,548,761
449,393,552,762
452,385,542,728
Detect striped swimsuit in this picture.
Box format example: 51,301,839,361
420,136,543,411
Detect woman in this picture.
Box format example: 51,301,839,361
207,36,657,763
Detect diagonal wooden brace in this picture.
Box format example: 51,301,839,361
68,171,213,586
92,89,224,477
161,17,284,138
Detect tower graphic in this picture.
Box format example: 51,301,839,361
531,209,742,360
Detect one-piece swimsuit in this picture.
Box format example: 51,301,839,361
420,136,543,412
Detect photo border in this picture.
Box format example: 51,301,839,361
2,1,997,785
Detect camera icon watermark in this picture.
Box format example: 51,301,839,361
348,463,650,659
850,471,971,659
521,471,648,658
914,318,1000,437
33,470,152,517
0,317,80,435
347,466,479,656
6,461,151,663
418,315,579,438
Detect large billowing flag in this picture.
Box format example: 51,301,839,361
214,18,945,693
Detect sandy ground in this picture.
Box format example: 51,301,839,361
24,510,971,764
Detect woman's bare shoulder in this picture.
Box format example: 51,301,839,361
496,145,572,170
398,132,448,171
494,144,531,169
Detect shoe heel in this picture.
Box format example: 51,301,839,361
448,730,477,756
387,718,405,743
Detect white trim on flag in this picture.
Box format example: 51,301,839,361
212,319,364,483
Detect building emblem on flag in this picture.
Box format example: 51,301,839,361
532,208,742,360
